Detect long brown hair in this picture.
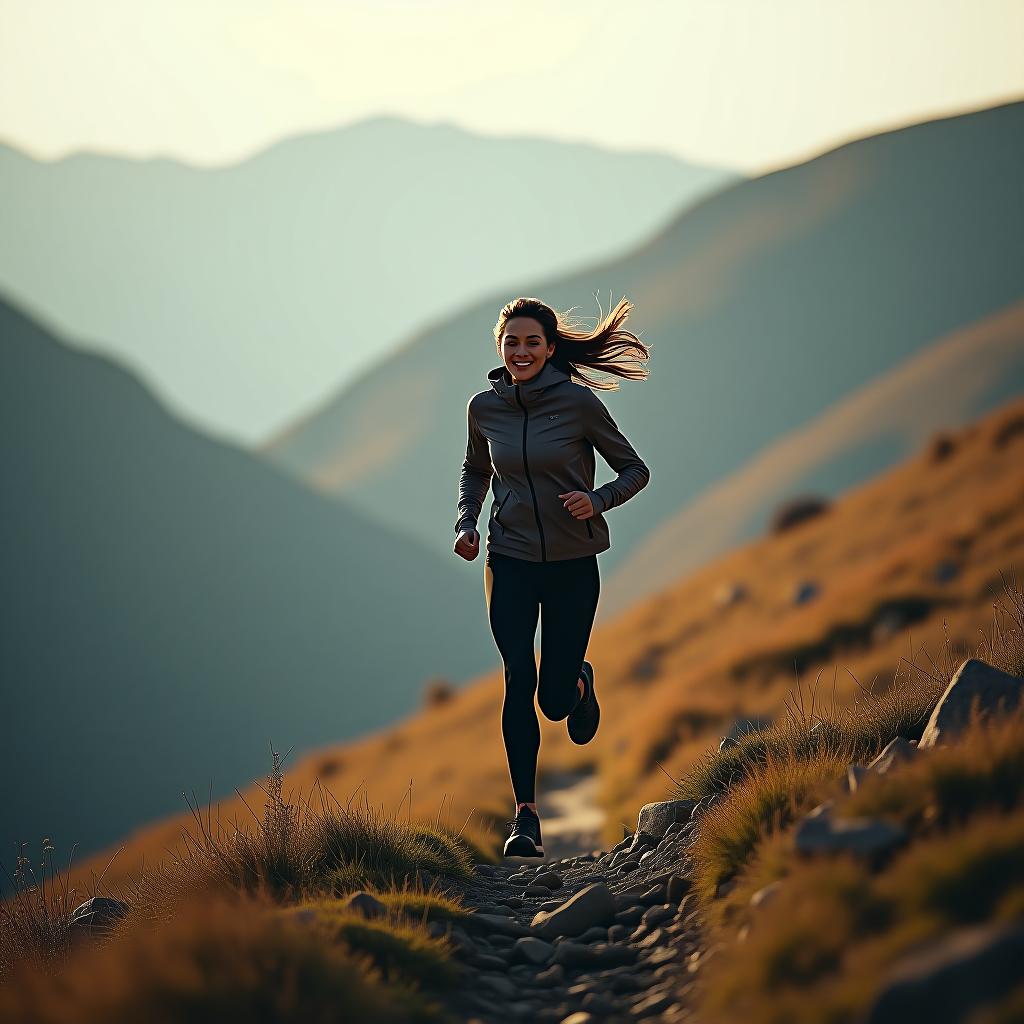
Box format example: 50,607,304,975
493,293,651,391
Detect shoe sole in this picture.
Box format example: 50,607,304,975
503,836,544,857
568,660,600,745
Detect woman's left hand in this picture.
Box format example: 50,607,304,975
558,490,594,520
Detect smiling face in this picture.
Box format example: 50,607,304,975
499,316,556,382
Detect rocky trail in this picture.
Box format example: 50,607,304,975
431,796,708,1024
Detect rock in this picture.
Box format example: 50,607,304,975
472,952,510,971
607,924,627,942
714,580,749,607
560,1014,597,1024
919,659,1024,749
638,882,668,905
639,927,667,947
627,830,658,854
666,875,690,904
69,896,129,938
749,880,783,909
468,913,532,938
581,992,615,1015
533,870,564,891
794,814,907,858
534,963,565,987
846,763,870,793
639,849,659,866
642,905,676,929
577,925,608,943
792,579,820,606
524,885,552,897
537,900,562,912
531,883,616,939
866,921,1024,1024
615,905,645,927
868,736,918,775
633,990,675,1017
638,800,698,837
514,936,555,964
617,860,639,874
554,941,636,968
480,973,518,998
338,891,387,919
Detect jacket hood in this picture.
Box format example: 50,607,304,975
487,360,571,407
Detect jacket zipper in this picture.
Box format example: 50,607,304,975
494,491,511,532
514,385,547,561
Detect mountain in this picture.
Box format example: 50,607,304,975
0,117,734,443
0,294,501,861
600,298,1024,617
264,100,1024,598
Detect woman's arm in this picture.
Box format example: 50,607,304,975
583,390,650,514
455,397,494,535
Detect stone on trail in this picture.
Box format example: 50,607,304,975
919,658,1023,749
533,870,564,891
468,913,532,938
637,799,697,837
531,882,616,939
666,874,691,903
868,736,918,774
514,935,555,964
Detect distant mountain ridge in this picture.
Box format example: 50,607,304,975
0,294,502,860
264,100,1024,602
0,116,734,442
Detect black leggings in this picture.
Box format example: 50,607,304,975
484,549,601,805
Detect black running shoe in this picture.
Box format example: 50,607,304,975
567,659,600,745
503,805,544,858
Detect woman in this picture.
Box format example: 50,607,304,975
453,295,651,858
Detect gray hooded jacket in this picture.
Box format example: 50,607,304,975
455,360,650,562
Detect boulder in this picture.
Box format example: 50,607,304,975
867,921,1024,1023
919,659,1023,749
846,764,870,793
794,814,907,859
69,896,129,938
513,936,555,964
341,891,386,919
868,736,918,775
637,800,697,837
530,883,616,940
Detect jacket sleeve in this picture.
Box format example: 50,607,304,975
455,397,493,535
582,390,650,515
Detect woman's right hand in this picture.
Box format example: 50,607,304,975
454,527,480,561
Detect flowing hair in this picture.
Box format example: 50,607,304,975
492,293,651,392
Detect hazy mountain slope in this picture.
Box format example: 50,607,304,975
0,117,733,442
265,101,1024,584
0,295,500,860
599,299,1024,617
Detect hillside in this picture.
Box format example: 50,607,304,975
0,295,501,862
70,392,1024,896
265,100,1024,592
0,118,732,442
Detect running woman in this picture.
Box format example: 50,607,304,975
453,295,651,858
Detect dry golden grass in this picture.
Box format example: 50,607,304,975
696,710,1024,1024
65,395,1024,890
0,892,453,1024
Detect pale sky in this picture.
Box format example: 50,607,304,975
2,0,1022,173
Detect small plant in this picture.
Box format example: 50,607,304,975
0,838,80,977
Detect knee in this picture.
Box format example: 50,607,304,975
538,686,576,722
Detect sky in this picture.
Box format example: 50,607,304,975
2,0,1022,174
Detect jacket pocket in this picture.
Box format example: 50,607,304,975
493,490,512,533
584,517,594,539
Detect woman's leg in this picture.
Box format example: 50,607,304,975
537,555,601,722
484,552,542,805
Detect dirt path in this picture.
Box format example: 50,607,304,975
532,769,606,861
